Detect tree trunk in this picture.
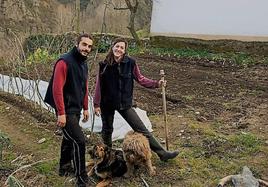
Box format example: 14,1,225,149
75,0,80,33
125,0,141,46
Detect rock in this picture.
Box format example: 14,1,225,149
38,138,46,144
218,166,260,187
196,116,207,122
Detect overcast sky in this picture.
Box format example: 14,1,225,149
151,0,268,37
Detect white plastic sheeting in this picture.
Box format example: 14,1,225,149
0,74,152,140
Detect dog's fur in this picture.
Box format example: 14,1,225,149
122,131,156,177
87,143,127,187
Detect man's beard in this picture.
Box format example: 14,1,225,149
78,48,89,56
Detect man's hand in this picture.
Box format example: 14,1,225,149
82,110,89,122
94,107,101,116
57,115,66,127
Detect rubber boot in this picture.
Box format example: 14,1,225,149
59,162,74,177
101,132,112,148
76,173,89,187
148,135,179,162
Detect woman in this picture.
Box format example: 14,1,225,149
93,38,179,161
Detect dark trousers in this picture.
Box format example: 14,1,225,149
101,107,166,155
60,114,87,182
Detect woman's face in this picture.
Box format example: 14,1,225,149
112,41,126,61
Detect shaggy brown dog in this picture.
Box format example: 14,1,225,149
122,131,156,177
87,143,127,187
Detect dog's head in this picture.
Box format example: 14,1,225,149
88,143,110,164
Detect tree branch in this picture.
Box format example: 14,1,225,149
5,159,55,185
113,7,129,10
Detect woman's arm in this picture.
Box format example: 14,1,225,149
133,63,159,88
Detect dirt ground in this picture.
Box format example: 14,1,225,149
0,54,268,186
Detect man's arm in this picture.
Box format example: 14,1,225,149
82,79,89,122
83,79,89,110
52,60,67,127
53,60,67,115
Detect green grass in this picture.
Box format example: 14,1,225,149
129,46,268,66
182,95,196,101
34,159,58,175
0,58,5,65
0,131,11,161
229,133,262,155
174,121,267,186
189,123,218,137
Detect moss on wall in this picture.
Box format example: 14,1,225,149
23,32,146,55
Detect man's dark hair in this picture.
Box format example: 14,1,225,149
76,33,93,45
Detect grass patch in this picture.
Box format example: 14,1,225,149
0,131,11,161
0,58,5,65
2,151,16,163
211,120,224,130
131,46,268,66
182,95,196,101
229,133,262,155
0,151,16,171
34,159,58,175
189,123,218,137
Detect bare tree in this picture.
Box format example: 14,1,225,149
125,0,141,45
114,0,141,45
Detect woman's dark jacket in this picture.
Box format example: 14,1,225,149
99,56,136,110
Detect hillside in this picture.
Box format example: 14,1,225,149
0,53,268,186
0,0,151,33
0,0,152,57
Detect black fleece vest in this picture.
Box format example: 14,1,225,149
44,47,88,114
99,56,135,110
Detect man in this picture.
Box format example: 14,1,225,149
44,33,93,187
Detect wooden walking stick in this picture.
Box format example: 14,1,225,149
160,70,169,150
91,111,95,136
90,97,95,136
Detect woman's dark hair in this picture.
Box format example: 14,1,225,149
105,38,128,65
76,33,93,45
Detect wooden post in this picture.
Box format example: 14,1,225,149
91,111,95,136
160,70,169,150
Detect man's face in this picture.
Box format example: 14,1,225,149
77,37,93,57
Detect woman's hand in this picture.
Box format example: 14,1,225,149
94,107,101,116
82,110,89,122
158,79,167,87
